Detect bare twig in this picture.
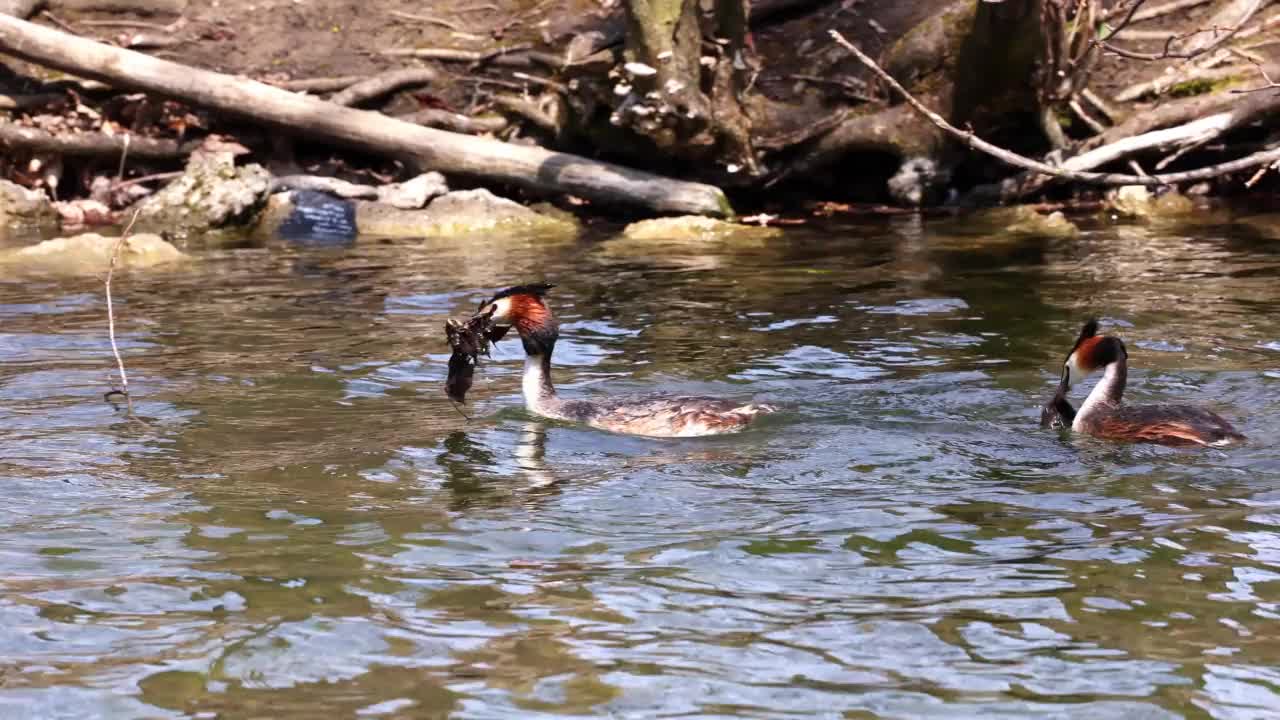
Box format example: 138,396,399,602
829,29,1280,189
115,132,129,181
449,399,472,422
78,19,183,32
1233,57,1280,92
395,107,509,134
327,67,438,107
1100,0,1264,60
1070,98,1108,134
492,94,559,134
39,10,77,34
112,170,181,190
389,10,461,31
511,71,568,94
274,75,364,93
1103,0,1211,23
379,44,534,66
1244,159,1278,186
105,209,142,416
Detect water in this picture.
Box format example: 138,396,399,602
2,210,1280,719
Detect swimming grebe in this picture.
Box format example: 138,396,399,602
1042,319,1245,447
473,283,774,437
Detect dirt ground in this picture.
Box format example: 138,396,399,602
40,0,951,119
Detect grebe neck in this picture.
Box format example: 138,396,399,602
1073,358,1127,431
522,353,561,415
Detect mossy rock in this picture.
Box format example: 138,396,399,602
1002,207,1079,238
1106,186,1195,219
0,179,55,237
355,189,579,239
621,215,781,241
132,151,270,246
0,232,186,275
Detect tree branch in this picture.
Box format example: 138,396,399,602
829,29,1280,195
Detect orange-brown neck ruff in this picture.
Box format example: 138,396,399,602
1074,335,1105,372
510,294,553,336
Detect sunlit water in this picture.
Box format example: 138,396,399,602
2,210,1280,719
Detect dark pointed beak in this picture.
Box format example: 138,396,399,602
470,305,509,342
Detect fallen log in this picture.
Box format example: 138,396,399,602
0,15,731,216
0,91,64,110
0,119,196,157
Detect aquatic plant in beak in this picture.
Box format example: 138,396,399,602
444,312,503,405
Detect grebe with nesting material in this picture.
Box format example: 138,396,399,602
473,283,775,437
1042,320,1245,447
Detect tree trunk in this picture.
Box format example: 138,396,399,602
618,0,758,176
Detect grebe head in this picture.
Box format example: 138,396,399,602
1062,319,1127,388
475,283,558,355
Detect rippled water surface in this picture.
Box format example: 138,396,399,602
3,210,1280,719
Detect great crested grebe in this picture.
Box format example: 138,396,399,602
1041,319,1246,447
473,283,774,437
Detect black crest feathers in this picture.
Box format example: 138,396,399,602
479,283,555,311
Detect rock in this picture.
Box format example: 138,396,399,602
887,156,952,207
53,199,117,230
0,232,186,275
133,150,271,245
355,188,578,238
374,172,449,209
1003,207,1079,238
255,187,577,241
0,178,53,227
1107,185,1195,218
622,215,782,241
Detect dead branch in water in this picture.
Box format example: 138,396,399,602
104,209,141,418
828,30,1280,194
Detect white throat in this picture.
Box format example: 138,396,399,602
522,354,555,415
1072,361,1124,431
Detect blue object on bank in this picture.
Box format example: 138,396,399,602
277,190,357,246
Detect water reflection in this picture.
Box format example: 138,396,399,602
0,211,1278,717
